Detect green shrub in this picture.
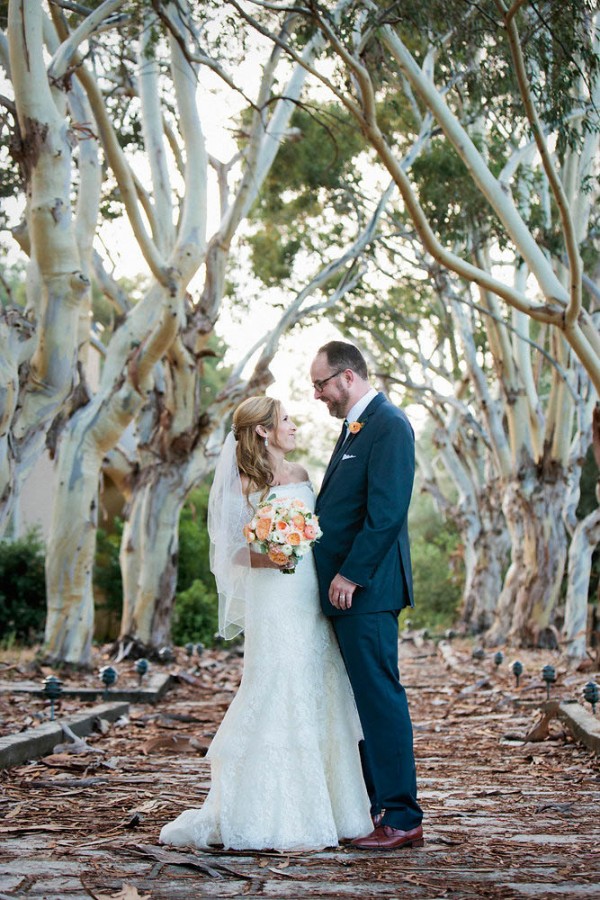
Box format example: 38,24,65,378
172,484,220,646
403,492,463,632
171,578,219,647
94,520,124,617
177,484,214,593
0,529,46,645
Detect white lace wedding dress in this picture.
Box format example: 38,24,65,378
160,481,372,851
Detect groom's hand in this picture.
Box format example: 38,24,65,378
329,574,357,610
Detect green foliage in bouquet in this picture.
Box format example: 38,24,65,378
0,529,46,646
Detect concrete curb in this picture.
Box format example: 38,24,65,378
0,701,129,769
544,699,600,755
555,699,600,755
0,672,173,704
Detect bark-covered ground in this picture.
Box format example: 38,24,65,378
0,636,599,899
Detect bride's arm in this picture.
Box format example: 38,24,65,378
233,547,287,570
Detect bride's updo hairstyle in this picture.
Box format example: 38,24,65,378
232,396,281,500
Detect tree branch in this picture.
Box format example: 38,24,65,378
48,0,123,82
495,0,582,328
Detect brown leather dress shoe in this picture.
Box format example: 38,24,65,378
350,823,424,850
339,812,383,846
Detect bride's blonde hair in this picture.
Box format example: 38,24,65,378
233,396,281,500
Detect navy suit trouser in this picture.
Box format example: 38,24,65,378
332,610,423,832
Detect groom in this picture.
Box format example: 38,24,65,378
311,341,423,850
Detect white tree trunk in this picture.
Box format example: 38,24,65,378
488,462,569,647
119,463,205,649
1,0,89,533
563,505,600,661
44,301,180,663
43,3,207,664
460,491,510,632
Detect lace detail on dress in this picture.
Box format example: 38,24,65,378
160,481,371,851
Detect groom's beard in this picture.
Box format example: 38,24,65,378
325,386,350,419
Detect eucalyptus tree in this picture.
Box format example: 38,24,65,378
3,0,391,663
231,0,599,649
336,265,514,635
0,1,310,663
1,0,101,535
238,0,600,384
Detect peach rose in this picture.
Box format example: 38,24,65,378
258,504,273,516
286,532,301,546
268,548,290,566
276,520,288,531
348,420,364,434
243,524,255,542
292,513,305,529
304,524,316,540
255,517,272,541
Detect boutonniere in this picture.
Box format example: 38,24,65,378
348,420,365,434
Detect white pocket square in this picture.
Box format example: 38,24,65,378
342,453,356,461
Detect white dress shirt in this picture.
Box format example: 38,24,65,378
344,388,378,440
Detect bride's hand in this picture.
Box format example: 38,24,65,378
251,551,293,570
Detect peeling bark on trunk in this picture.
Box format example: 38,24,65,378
1,0,91,533
459,492,509,633
488,462,569,647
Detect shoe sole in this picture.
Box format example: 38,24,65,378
351,837,424,850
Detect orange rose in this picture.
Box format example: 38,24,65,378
292,513,305,529
268,548,290,566
255,517,272,541
276,520,288,531
348,420,364,434
286,532,301,546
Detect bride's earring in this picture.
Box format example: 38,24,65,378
264,437,269,449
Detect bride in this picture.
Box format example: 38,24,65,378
159,396,372,851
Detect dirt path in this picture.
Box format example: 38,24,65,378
1,638,599,899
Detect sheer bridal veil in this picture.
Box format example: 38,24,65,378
208,431,251,640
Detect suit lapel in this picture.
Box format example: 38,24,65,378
321,421,347,485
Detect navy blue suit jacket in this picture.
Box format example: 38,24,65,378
314,393,415,617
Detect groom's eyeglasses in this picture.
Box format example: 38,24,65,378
312,369,345,393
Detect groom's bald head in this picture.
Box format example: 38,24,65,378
317,341,369,380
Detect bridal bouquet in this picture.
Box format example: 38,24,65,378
243,495,323,574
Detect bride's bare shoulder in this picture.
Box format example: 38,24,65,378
289,463,310,483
